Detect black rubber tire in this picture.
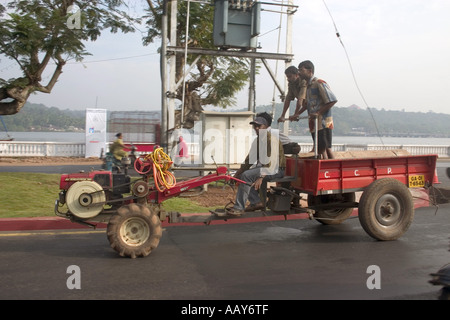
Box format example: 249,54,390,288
308,192,356,225
358,178,414,241
107,203,162,258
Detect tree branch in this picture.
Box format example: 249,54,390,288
36,55,66,94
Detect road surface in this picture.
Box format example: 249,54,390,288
0,159,449,304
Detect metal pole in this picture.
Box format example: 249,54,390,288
181,0,191,123
314,117,318,159
283,0,293,136
168,0,177,130
160,0,169,150
248,57,256,112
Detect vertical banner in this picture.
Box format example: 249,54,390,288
85,108,107,158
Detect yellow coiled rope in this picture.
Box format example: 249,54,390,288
150,147,176,192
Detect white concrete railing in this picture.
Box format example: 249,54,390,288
330,144,450,157
0,141,85,157
0,141,449,158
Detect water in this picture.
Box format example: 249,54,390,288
2,131,86,142
290,135,450,146
2,131,450,146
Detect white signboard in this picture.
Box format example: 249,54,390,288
85,108,107,158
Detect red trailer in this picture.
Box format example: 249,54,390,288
55,149,438,258
271,153,439,241
286,153,437,196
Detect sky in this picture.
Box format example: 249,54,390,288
1,0,450,115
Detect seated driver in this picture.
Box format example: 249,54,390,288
227,114,286,216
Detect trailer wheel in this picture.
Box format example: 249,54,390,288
358,178,414,241
308,193,356,225
107,203,162,258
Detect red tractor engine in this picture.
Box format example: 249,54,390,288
57,171,131,220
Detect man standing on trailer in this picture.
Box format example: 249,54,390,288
278,66,307,123
297,60,337,159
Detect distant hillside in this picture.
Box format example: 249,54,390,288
0,102,85,132
256,104,450,138
1,102,449,138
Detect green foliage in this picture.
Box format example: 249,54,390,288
204,57,250,107
0,172,61,217
0,0,138,114
0,172,216,218
143,0,252,109
162,197,214,214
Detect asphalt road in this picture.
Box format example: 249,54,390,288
1,203,449,301
0,161,449,303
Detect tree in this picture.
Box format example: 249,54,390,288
144,0,252,128
0,0,137,116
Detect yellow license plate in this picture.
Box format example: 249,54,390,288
409,175,425,188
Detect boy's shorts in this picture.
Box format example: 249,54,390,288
311,128,332,153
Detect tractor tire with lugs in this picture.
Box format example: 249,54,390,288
107,203,162,258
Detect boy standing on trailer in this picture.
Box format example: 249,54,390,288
298,60,337,159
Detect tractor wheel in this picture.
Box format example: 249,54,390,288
107,203,162,258
308,192,356,225
358,178,414,241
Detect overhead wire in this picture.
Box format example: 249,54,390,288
65,53,158,65
321,0,384,146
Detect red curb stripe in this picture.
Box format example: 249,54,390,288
0,192,429,231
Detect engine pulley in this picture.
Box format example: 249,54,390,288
66,181,106,219
132,181,149,197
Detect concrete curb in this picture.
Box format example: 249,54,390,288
0,217,107,232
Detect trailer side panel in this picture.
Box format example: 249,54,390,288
286,154,438,196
